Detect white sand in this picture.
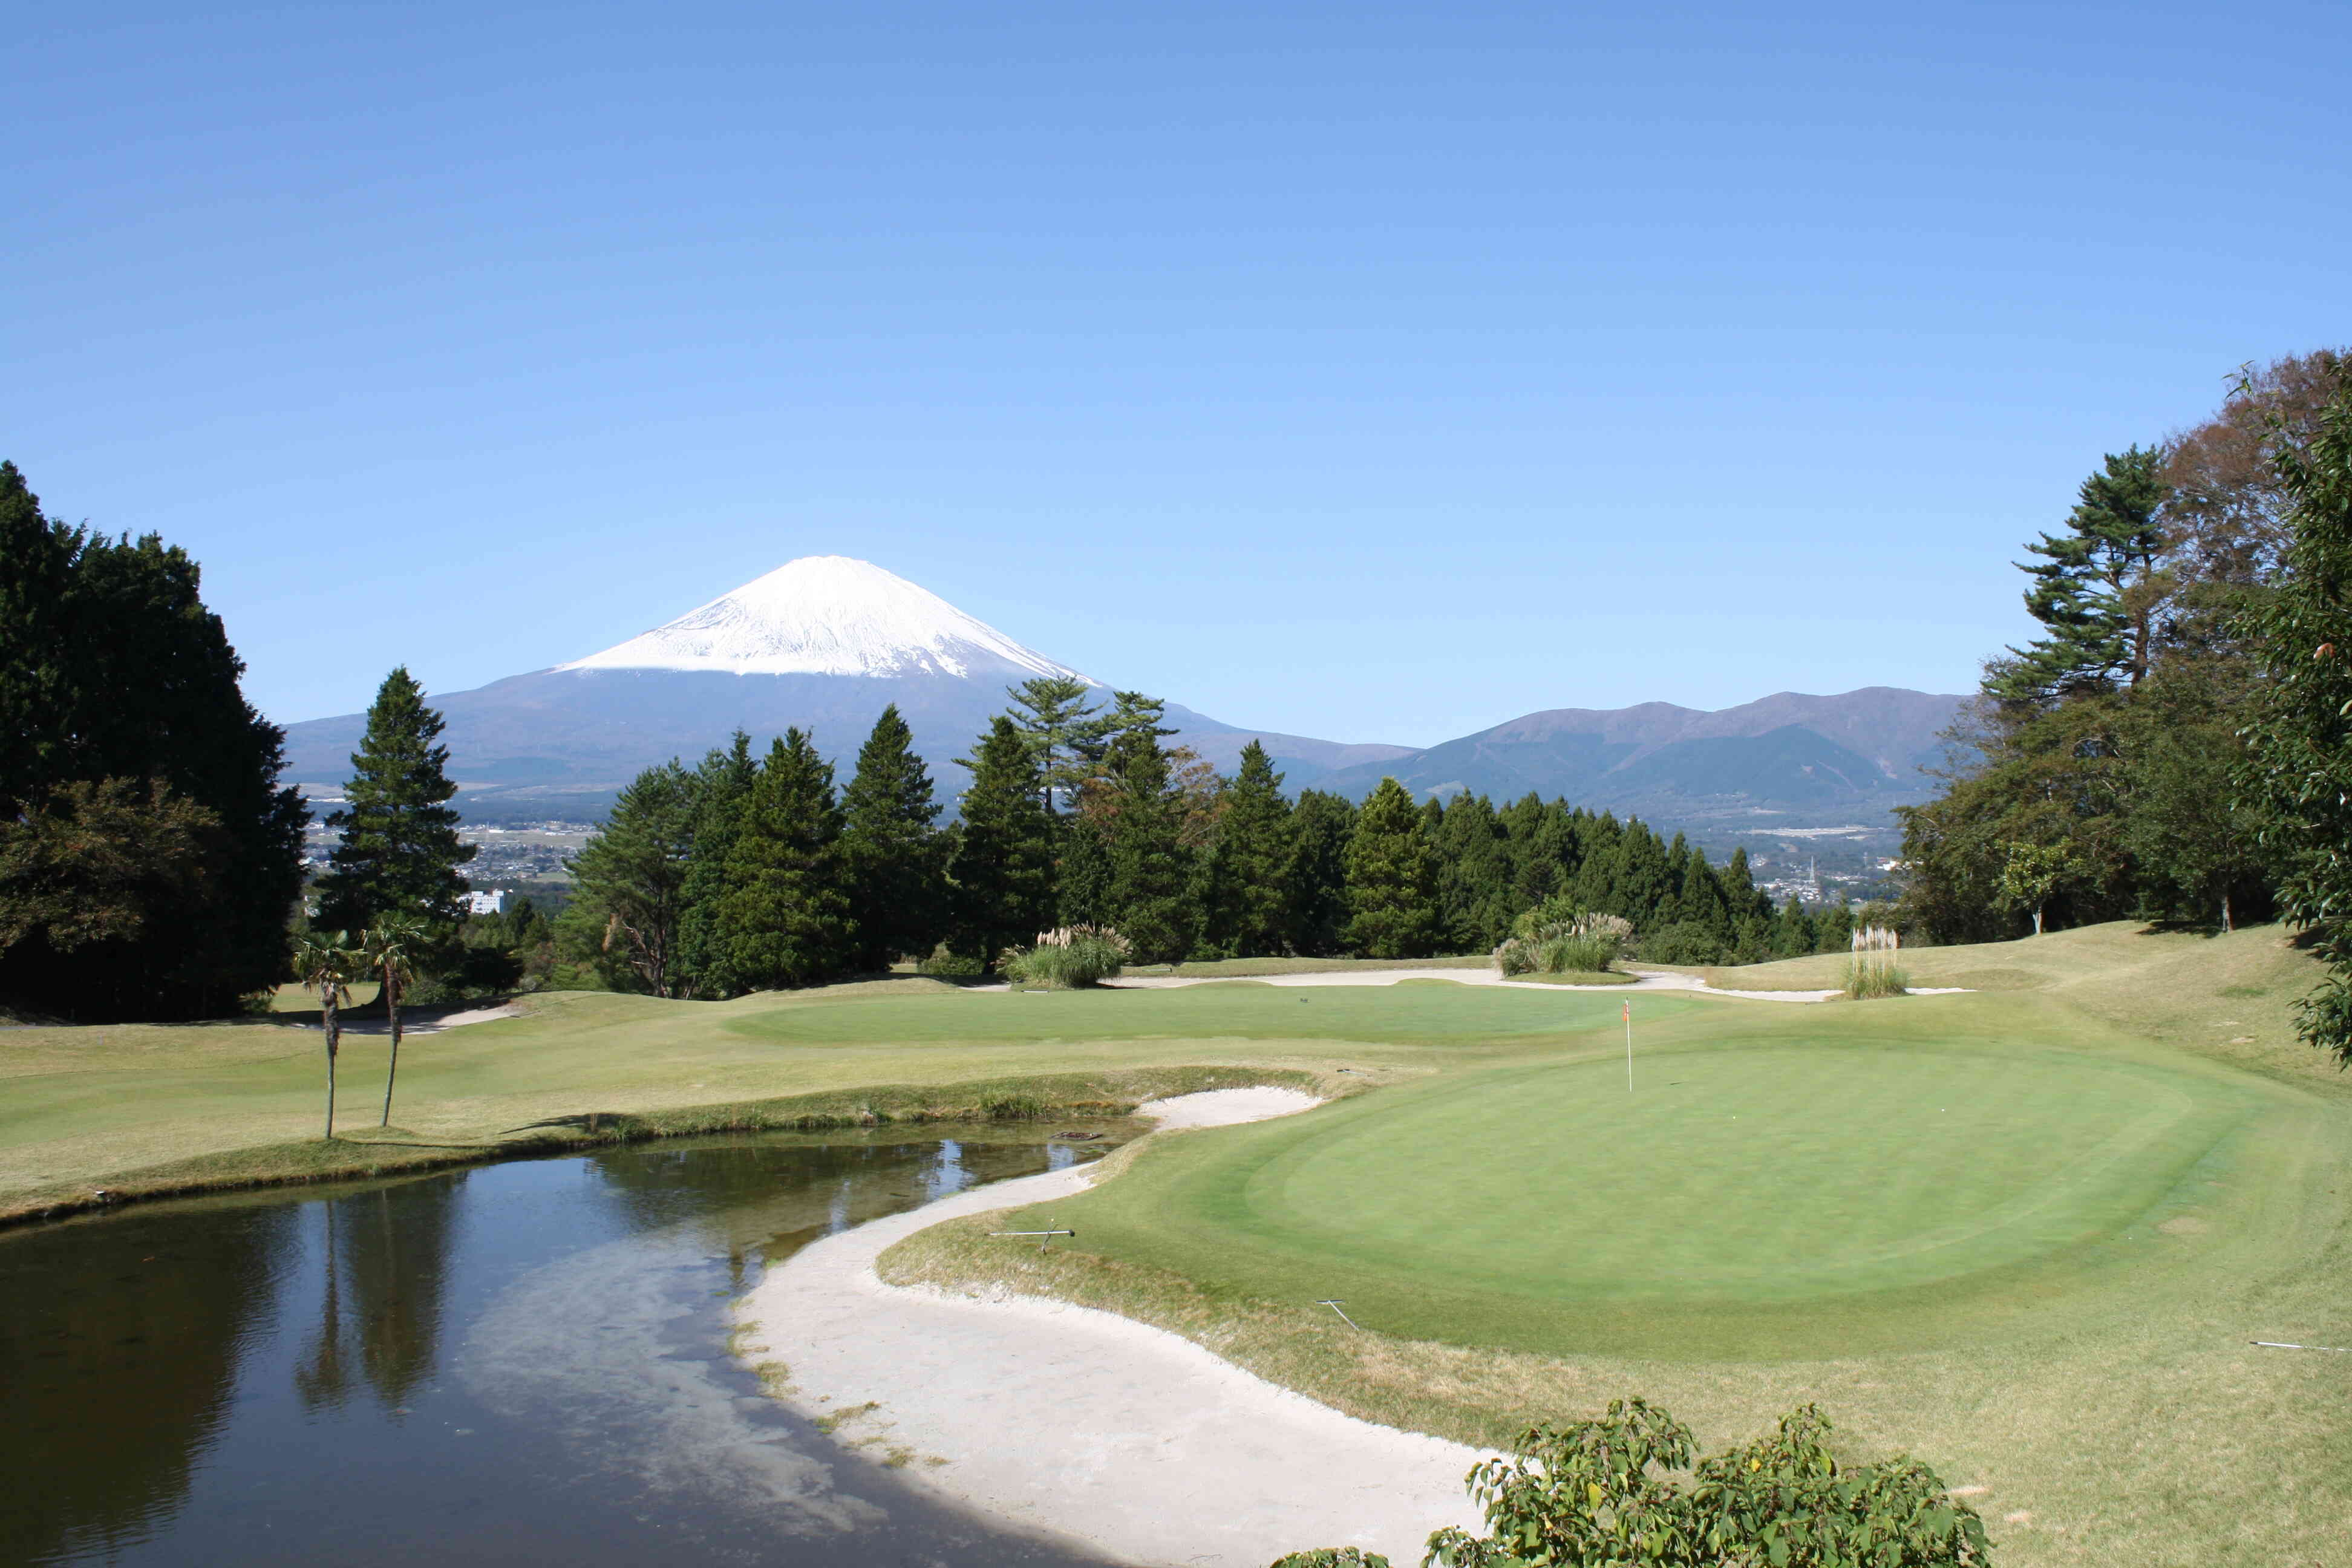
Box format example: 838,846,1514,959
337,1002,524,1035
737,1088,1486,1567
1103,965,1847,1002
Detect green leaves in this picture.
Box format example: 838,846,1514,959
1381,1400,1991,1568
1344,779,1439,959
2238,360,2352,1059
315,666,475,932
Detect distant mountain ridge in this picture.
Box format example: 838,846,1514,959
1319,688,1964,844
279,557,1961,848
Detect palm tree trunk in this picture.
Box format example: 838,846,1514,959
379,962,402,1127
321,984,339,1140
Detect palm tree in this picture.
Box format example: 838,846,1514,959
361,913,430,1127
293,929,361,1139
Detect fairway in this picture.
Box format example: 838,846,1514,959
1003,1030,2288,1359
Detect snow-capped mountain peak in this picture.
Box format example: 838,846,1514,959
556,555,1090,682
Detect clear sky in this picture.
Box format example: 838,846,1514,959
9,4,2345,746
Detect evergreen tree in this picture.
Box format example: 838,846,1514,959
674,732,757,997
714,729,852,988
1433,792,1514,950
1991,446,2171,702
1771,896,1816,959
1286,789,1357,956
1679,849,1729,938
1344,778,1439,958
1661,833,1693,924
566,759,699,996
1097,699,1195,962
0,462,305,1021
1570,812,1625,910
949,717,1057,967
1607,821,1674,930
316,668,474,933
2240,363,2352,1059
840,705,950,969
1004,675,1109,814
1197,742,1295,958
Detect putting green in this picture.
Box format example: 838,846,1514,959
1012,1033,2281,1359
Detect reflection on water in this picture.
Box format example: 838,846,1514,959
0,1129,1123,1567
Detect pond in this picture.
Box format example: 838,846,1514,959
0,1128,1131,1566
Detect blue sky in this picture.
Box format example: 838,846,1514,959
9,3,2345,746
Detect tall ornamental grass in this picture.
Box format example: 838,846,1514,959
1845,923,1909,999
1004,926,1132,988
1494,903,1633,977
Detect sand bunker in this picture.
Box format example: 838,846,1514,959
736,1088,1483,1566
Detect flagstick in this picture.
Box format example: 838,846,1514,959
1624,999,1633,1092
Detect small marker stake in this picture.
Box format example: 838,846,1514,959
1315,1299,1361,1330
1624,999,1633,1093
990,1228,1075,1252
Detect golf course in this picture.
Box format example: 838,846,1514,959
8,921,2352,1562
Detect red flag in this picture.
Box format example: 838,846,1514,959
1622,1001,1630,1021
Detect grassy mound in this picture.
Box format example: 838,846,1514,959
990,1022,2295,1359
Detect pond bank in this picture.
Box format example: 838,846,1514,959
737,1087,1485,1568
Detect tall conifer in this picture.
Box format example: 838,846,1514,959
1197,741,1295,958
675,732,757,997
1285,789,1356,956
1344,778,1438,958
949,717,1057,966
840,704,949,969
1099,704,1195,962
317,668,474,932
715,728,851,988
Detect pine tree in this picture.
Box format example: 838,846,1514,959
674,732,757,997
949,717,1057,967
1285,789,1357,956
566,759,699,996
1990,445,2171,703
714,729,852,988
1344,778,1438,958
840,705,949,969
1772,896,1817,959
1679,849,1729,937
1608,822,1674,930
1197,742,1295,958
316,668,474,933
1004,675,1109,814
1433,792,1514,950
1098,702,1195,962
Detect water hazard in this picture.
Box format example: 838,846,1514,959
0,1129,1129,1566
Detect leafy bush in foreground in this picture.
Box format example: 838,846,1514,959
1274,1399,1989,1568
1002,926,1131,988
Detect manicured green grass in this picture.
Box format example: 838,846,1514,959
0,974,1662,1223
990,1011,2302,1360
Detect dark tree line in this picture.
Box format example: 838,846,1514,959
0,462,307,1021
1898,349,2348,945
564,685,1861,997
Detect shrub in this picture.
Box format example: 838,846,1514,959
1494,902,1632,976
1282,1399,1990,1567
1635,918,1728,965
1002,926,1131,988
916,946,985,979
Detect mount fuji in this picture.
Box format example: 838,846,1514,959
279,557,1411,821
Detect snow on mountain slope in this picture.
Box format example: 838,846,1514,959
558,555,1092,682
